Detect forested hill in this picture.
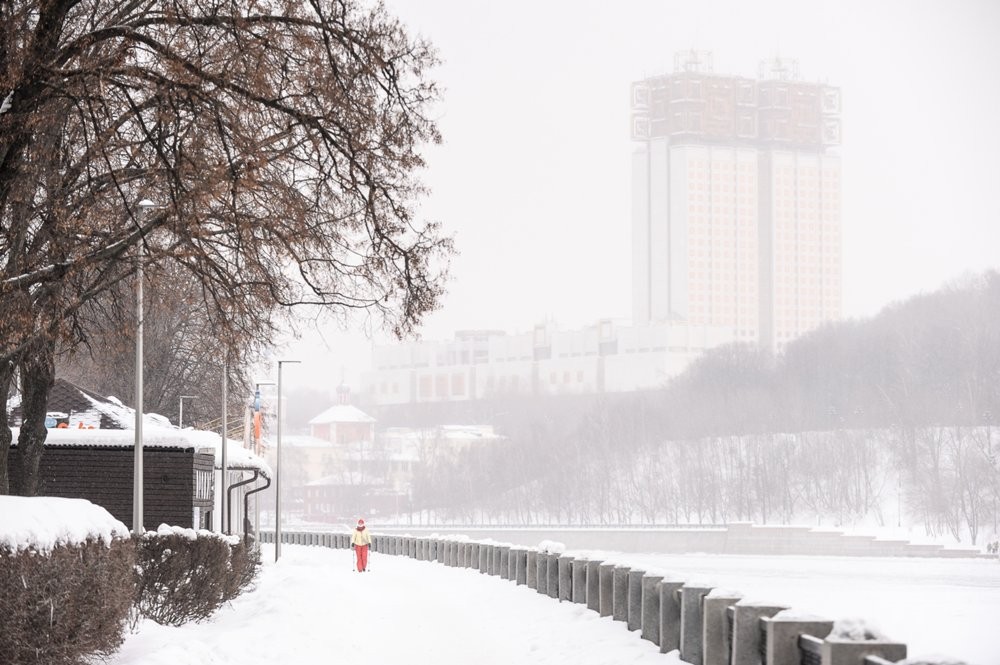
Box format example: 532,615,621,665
666,270,1000,438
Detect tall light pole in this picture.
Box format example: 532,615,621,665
221,356,229,534
178,395,197,429
275,359,300,561
133,198,157,536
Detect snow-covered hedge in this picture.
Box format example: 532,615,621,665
0,497,135,665
135,524,259,625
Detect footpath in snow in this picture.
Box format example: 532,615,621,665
110,544,675,665
110,544,1000,665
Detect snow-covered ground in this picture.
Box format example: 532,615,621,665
108,544,1000,665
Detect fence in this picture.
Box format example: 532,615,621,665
260,530,946,665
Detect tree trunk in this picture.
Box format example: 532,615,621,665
0,359,15,495
15,340,55,496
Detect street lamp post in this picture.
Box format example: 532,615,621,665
275,359,300,562
178,395,197,429
133,198,157,536
221,356,228,533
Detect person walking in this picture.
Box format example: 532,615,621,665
352,518,372,572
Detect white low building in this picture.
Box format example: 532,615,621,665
361,320,733,406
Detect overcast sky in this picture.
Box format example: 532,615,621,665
276,0,1000,392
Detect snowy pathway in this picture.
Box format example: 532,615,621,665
110,545,674,665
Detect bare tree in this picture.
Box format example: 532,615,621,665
1,0,451,494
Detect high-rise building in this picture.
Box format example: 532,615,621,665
631,51,842,349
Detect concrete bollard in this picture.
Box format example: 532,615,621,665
500,546,511,579
515,549,528,585
732,603,788,665
679,583,713,664
641,574,664,644
469,543,478,569
526,550,538,589
628,568,646,632
612,566,631,622
480,544,489,574
599,562,616,617
572,559,588,604
493,546,503,577
586,560,602,612
764,614,833,665
536,551,549,595
429,539,438,561
546,553,560,599
506,547,517,580
445,541,455,566
820,638,906,665
558,555,575,602
703,591,742,665
461,542,471,567
487,544,497,574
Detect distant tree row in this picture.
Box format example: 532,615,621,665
405,272,1000,543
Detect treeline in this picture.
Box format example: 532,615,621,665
407,272,1000,543
415,426,999,544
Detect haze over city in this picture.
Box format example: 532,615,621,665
279,0,1000,392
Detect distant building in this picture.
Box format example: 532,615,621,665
308,385,375,444
630,50,842,349
360,320,732,407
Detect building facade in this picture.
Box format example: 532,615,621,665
631,51,841,349
360,320,733,407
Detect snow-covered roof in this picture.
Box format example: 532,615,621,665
308,404,375,425
9,427,272,479
6,378,172,430
0,496,129,553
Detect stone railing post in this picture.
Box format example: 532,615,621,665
558,555,575,602
641,574,664,644
732,603,788,665
514,548,528,585
612,565,631,622
546,553,560,598
599,562,616,617
679,583,713,664
527,550,538,589
703,590,742,665
572,558,588,604
764,614,832,665
658,580,684,654
493,545,503,577
506,546,516,580
586,560,602,612
500,546,511,579
536,551,549,594
628,568,646,632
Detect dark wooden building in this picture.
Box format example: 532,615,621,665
8,444,215,530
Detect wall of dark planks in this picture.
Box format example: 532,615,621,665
8,446,215,530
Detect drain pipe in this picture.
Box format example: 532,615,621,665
243,471,271,541
227,469,260,537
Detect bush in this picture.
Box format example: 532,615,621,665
0,538,137,665
135,527,259,625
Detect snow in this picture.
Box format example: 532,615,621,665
307,404,375,424
109,545,678,665
104,544,999,665
830,617,888,641
0,496,129,553
148,523,240,546
537,539,566,554
10,426,272,479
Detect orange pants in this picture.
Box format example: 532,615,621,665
355,544,369,571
